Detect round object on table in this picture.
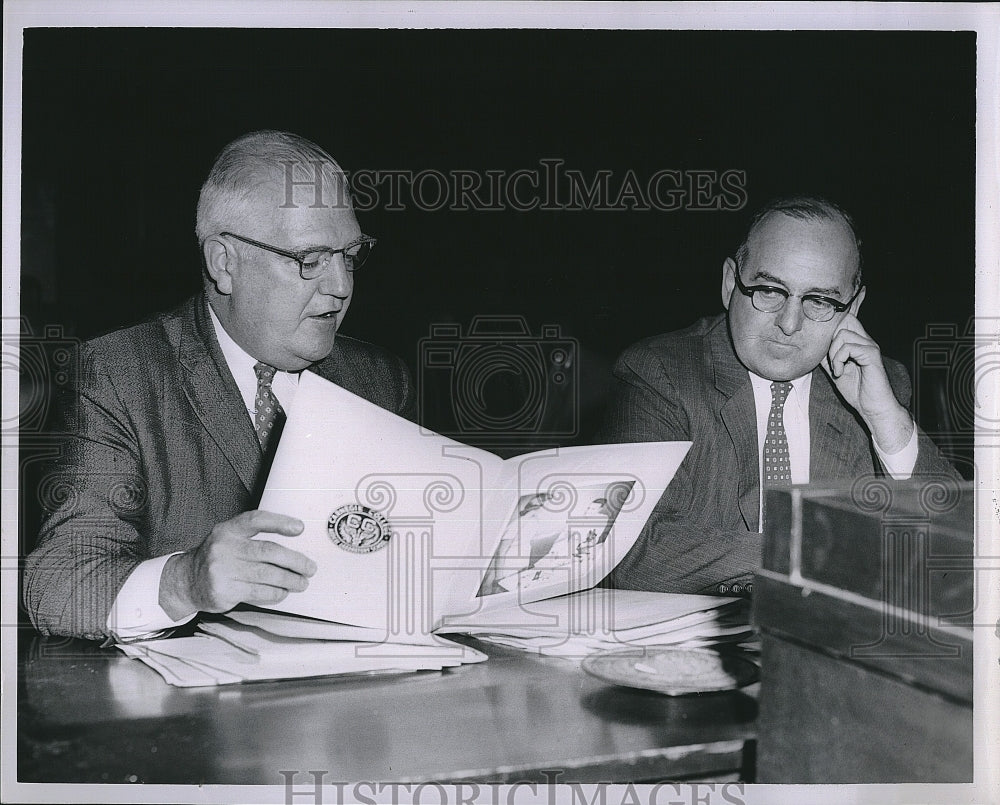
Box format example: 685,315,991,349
581,647,758,696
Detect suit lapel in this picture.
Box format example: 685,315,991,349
809,367,870,482
308,338,376,401
172,296,261,494
308,344,347,388
709,320,759,531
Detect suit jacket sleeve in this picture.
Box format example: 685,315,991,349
23,344,151,639
392,354,417,423
596,342,762,594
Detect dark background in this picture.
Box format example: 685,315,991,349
19,28,976,469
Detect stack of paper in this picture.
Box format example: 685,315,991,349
438,589,755,659
119,591,751,684
119,616,486,688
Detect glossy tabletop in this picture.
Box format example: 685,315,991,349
17,630,757,785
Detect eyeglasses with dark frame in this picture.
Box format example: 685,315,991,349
731,258,863,323
220,231,377,279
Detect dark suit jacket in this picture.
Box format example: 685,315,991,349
24,294,416,638
597,314,960,594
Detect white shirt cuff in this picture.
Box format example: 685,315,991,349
106,553,196,640
874,420,919,479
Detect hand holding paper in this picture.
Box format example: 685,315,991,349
160,510,316,619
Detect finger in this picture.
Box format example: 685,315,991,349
231,510,305,538
246,540,318,577
827,324,875,356
239,559,312,593
829,339,880,373
241,582,294,607
826,331,874,376
826,340,846,378
829,336,871,360
831,339,882,364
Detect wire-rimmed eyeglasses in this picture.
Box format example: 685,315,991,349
221,231,377,279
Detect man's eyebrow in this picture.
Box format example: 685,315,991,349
296,234,367,252
751,270,843,297
749,270,788,286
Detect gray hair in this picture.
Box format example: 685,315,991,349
734,194,864,289
195,130,350,246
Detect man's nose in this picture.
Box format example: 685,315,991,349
775,297,805,335
317,254,352,297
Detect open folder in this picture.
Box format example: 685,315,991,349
253,371,691,636
119,374,752,686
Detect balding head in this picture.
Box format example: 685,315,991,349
197,131,364,370
734,195,863,291
196,130,352,248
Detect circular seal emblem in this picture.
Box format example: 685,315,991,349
327,504,392,553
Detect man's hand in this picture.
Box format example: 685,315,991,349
822,313,914,454
159,510,316,620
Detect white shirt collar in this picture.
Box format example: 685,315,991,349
207,302,259,409
747,369,812,403
206,301,300,413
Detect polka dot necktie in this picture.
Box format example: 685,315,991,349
253,362,285,454
764,381,793,487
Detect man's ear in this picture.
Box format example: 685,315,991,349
203,236,236,296
721,257,736,310
850,285,866,317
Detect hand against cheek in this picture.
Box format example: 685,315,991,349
822,314,913,453
822,314,893,414
160,510,317,620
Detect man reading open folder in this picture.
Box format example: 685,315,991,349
24,131,414,640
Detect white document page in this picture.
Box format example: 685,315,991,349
258,372,690,635
258,373,503,630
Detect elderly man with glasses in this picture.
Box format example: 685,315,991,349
598,195,960,596
24,131,415,640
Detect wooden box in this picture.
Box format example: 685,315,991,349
752,478,974,783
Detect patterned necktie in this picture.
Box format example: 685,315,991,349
763,381,793,487
253,362,285,454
